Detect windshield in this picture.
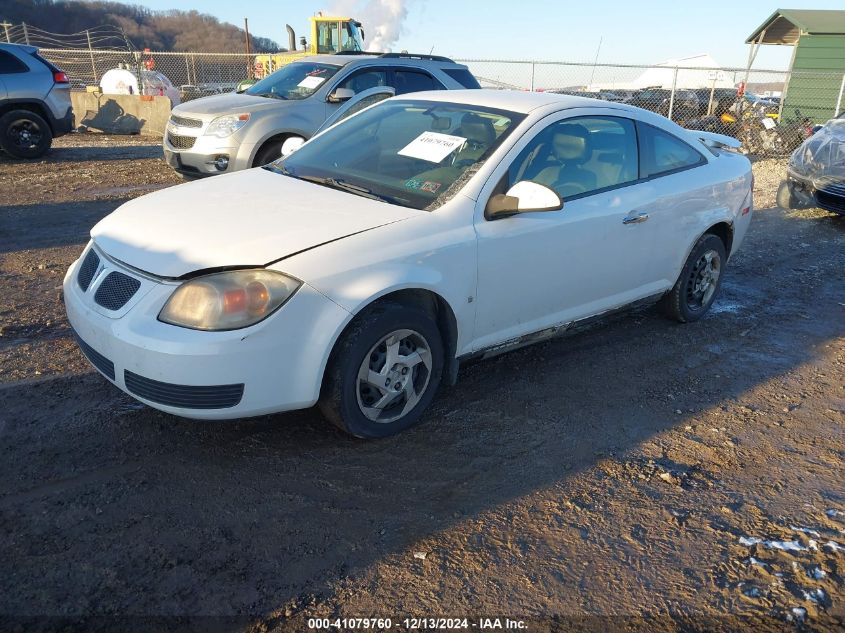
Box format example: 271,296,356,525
245,62,339,100
268,100,524,211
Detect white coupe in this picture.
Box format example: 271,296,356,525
64,90,753,437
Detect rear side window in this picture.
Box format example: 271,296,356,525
0,50,28,74
638,123,706,178
443,68,481,89
392,69,444,95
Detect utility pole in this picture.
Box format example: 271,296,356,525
0,21,12,43
243,17,252,79
86,29,98,82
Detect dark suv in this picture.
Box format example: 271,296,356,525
628,88,700,122
0,43,73,158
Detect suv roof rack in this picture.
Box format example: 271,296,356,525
379,52,455,63
333,51,379,56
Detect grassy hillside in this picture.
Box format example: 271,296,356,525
0,0,280,52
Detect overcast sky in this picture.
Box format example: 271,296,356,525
135,0,844,70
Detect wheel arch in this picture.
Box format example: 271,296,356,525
705,221,734,259
249,128,310,167
0,99,54,133
321,286,461,390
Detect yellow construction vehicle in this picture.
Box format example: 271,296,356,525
251,14,366,80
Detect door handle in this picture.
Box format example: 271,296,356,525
623,212,649,225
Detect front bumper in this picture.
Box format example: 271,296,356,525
785,170,845,215
63,244,351,420
162,130,256,177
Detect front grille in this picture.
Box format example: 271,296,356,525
818,180,845,196
124,371,244,409
73,332,115,380
816,189,845,214
94,272,141,311
169,115,202,128
167,133,196,150
77,249,100,291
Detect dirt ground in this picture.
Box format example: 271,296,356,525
1,134,844,632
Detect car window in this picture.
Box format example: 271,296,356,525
273,99,524,211
244,62,340,100
338,68,388,94
0,51,28,74
392,70,444,95
443,68,481,89
638,123,705,178
508,116,639,200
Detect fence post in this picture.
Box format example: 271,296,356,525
777,71,790,122
22,22,29,45
667,67,679,120
529,62,535,92
836,73,845,117
85,30,99,83
1,21,11,43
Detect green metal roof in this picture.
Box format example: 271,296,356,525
746,9,845,45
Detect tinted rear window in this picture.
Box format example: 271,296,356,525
443,68,481,89
0,50,28,74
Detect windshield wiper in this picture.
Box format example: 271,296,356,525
255,92,287,100
297,175,405,205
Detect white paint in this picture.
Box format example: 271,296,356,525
65,91,754,421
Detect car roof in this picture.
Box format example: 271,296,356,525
298,54,467,69
0,42,38,54
384,89,643,114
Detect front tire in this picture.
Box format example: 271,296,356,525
0,110,53,159
660,234,727,323
319,302,444,438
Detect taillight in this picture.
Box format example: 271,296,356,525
53,71,69,84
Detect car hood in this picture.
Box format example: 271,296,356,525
91,169,414,278
173,92,292,117
789,118,845,183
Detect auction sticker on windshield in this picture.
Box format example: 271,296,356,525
298,76,326,89
398,131,467,163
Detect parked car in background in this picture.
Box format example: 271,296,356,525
0,42,73,158
162,52,481,179
66,90,753,438
100,66,181,107
628,87,700,121
779,111,845,213
692,88,738,116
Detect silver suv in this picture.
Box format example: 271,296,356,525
163,53,480,178
0,43,73,158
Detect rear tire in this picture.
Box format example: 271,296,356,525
660,234,727,323
319,302,444,439
0,109,52,159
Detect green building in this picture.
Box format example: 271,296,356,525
746,8,845,123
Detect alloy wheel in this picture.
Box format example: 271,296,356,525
686,249,721,311
355,328,433,424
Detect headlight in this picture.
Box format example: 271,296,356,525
159,270,301,331
204,113,251,138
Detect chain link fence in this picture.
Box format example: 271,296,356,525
38,48,845,156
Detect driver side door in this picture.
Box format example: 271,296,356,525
471,111,665,352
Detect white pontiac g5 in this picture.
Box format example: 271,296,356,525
64,90,753,438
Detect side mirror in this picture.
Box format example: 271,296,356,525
327,88,355,103
485,181,563,220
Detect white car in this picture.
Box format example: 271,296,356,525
64,90,753,438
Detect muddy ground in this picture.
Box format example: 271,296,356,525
1,134,844,632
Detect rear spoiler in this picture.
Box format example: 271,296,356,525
692,130,742,151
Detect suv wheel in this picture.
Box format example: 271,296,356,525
0,110,53,159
